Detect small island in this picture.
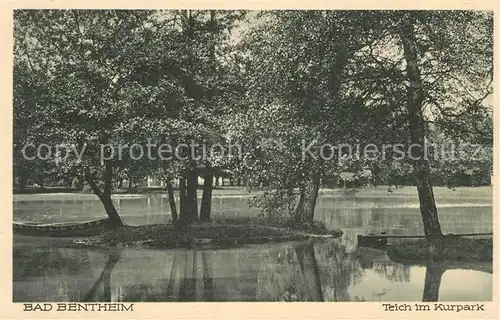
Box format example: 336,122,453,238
72,219,343,249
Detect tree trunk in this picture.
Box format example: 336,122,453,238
127,174,133,190
186,168,198,222
400,17,443,249
198,13,217,223
85,162,123,227
304,176,320,222
179,177,187,222
179,170,198,224
199,167,214,222
99,194,122,226
214,176,219,187
166,180,178,224
293,176,320,224
286,183,295,215
18,172,29,191
294,186,306,223
75,177,84,191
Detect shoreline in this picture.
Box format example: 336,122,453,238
13,185,493,202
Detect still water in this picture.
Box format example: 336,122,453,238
13,187,493,302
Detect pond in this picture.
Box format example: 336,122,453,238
13,187,493,302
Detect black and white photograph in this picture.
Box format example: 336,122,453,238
9,7,495,311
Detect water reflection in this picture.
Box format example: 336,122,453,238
316,240,363,301
14,191,493,246
83,248,121,302
12,239,493,302
13,189,492,302
295,243,323,301
13,247,106,301
422,263,444,302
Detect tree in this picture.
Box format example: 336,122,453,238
14,10,156,226
125,10,245,224
12,60,49,191
393,11,492,247
398,14,444,244
236,11,403,223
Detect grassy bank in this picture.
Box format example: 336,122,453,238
72,218,343,249
14,185,492,202
387,236,493,262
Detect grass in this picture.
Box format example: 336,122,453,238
72,217,342,249
387,236,493,262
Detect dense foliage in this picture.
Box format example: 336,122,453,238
13,10,493,231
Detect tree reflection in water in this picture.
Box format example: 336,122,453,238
422,262,444,302
13,247,96,302
314,239,364,301
83,248,121,302
118,250,216,302
179,251,196,301
13,247,90,280
372,261,411,283
19,242,490,302
421,260,492,302
294,242,324,301
259,239,364,302
201,251,215,301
